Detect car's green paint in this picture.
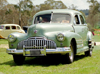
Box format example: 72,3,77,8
7,9,94,56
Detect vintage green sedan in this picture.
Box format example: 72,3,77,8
6,9,94,65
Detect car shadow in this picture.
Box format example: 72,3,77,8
74,54,86,61
0,54,87,67
25,55,67,66
0,60,17,66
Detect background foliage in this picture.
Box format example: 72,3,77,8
0,0,100,31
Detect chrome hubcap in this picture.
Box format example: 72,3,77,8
69,45,73,61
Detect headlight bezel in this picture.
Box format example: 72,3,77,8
8,34,16,42
57,33,65,42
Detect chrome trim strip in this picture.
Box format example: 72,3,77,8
46,47,71,54
6,49,23,54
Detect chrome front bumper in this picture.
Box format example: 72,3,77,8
6,47,71,56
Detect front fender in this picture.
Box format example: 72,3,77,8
8,32,28,49
63,31,82,47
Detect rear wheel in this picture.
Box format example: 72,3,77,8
85,40,93,57
13,55,25,65
85,50,92,56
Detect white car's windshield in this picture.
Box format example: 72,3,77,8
34,13,71,24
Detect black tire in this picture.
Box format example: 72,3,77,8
66,42,74,64
13,55,25,65
85,49,92,57
85,41,92,57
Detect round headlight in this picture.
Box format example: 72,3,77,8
8,35,16,42
57,33,65,41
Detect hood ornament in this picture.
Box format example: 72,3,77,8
34,30,38,34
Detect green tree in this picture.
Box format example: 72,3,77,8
14,0,34,26
5,4,19,24
0,0,8,24
38,0,67,11
0,0,8,10
87,0,100,30
68,4,77,10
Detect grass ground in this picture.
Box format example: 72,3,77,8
94,29,100,42
1,46,100,74
0,35,100,74
0,39,8,44
94,35,100,42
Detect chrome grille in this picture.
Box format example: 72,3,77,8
17,37,56,49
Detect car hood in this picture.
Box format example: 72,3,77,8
28,23,74,38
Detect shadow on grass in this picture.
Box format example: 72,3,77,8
74,54,86,61
0,60,17,66
0,54,87,67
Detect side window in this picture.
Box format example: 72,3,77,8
80,15,85,24
74,15,80,24
12,26,16,29
5,26,10,30
17,26,20,30
0,26,4,29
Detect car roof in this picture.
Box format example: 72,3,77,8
35,9,81,16
0,24,20,26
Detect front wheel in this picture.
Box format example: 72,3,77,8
66,43,74,64
13,55,25,65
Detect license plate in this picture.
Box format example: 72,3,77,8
30,50,40,56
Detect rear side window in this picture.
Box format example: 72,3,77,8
80,15,85,24
12,26,16,29
5,26,10,30
0,26,4,29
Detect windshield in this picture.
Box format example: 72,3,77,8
52,13,71,23
0,26,4,29
34,14,51,24
34,13,71,24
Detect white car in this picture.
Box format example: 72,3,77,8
0,24,25,39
